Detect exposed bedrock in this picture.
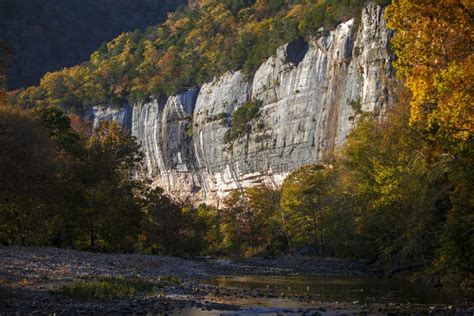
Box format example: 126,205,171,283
87,3,393,206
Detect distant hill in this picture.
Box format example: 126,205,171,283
0,0,186,89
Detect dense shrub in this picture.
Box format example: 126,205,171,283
226,100,262,142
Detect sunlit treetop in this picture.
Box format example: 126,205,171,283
385,0,473,143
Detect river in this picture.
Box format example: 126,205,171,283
178,275,474,314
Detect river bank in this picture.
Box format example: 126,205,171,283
0,247,472,315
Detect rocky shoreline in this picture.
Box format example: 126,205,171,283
0,247,472,315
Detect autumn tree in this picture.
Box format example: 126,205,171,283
386,0,474,277
340,100,450,266
179,203,223,255
193,203,222,254
71,121,144,251
245,186,288,254
140,187,185,255
0,108,60,245
69,113,93,138
220,186,284,256
386,0,474,145
280,164,337,254
220,190,258,254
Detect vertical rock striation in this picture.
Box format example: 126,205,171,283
84,104,133,129
86,3,393,205
131,88,200,197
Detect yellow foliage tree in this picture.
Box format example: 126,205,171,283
385,0,474,143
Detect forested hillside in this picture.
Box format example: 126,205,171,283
13,0,389,111
0,0,185,89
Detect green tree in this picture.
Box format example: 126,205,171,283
338,99,450,267
194,203,222,254
33,106,80,152
434,140,474,278
72,121,143,251
280,164,336,254
140,187,185,255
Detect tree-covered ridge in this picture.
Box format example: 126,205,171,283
0,0,186,90
14,0,389,112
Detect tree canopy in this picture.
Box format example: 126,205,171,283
386,0,473,144
13,0,386,111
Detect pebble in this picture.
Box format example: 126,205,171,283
0,246,471,315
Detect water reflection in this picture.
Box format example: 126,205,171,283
206,275,473,305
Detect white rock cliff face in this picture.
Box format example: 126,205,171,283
88,3,393,206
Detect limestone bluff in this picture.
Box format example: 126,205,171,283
85,3,393,206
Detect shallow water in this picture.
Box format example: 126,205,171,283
178,306,329,315
206,275,473,305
